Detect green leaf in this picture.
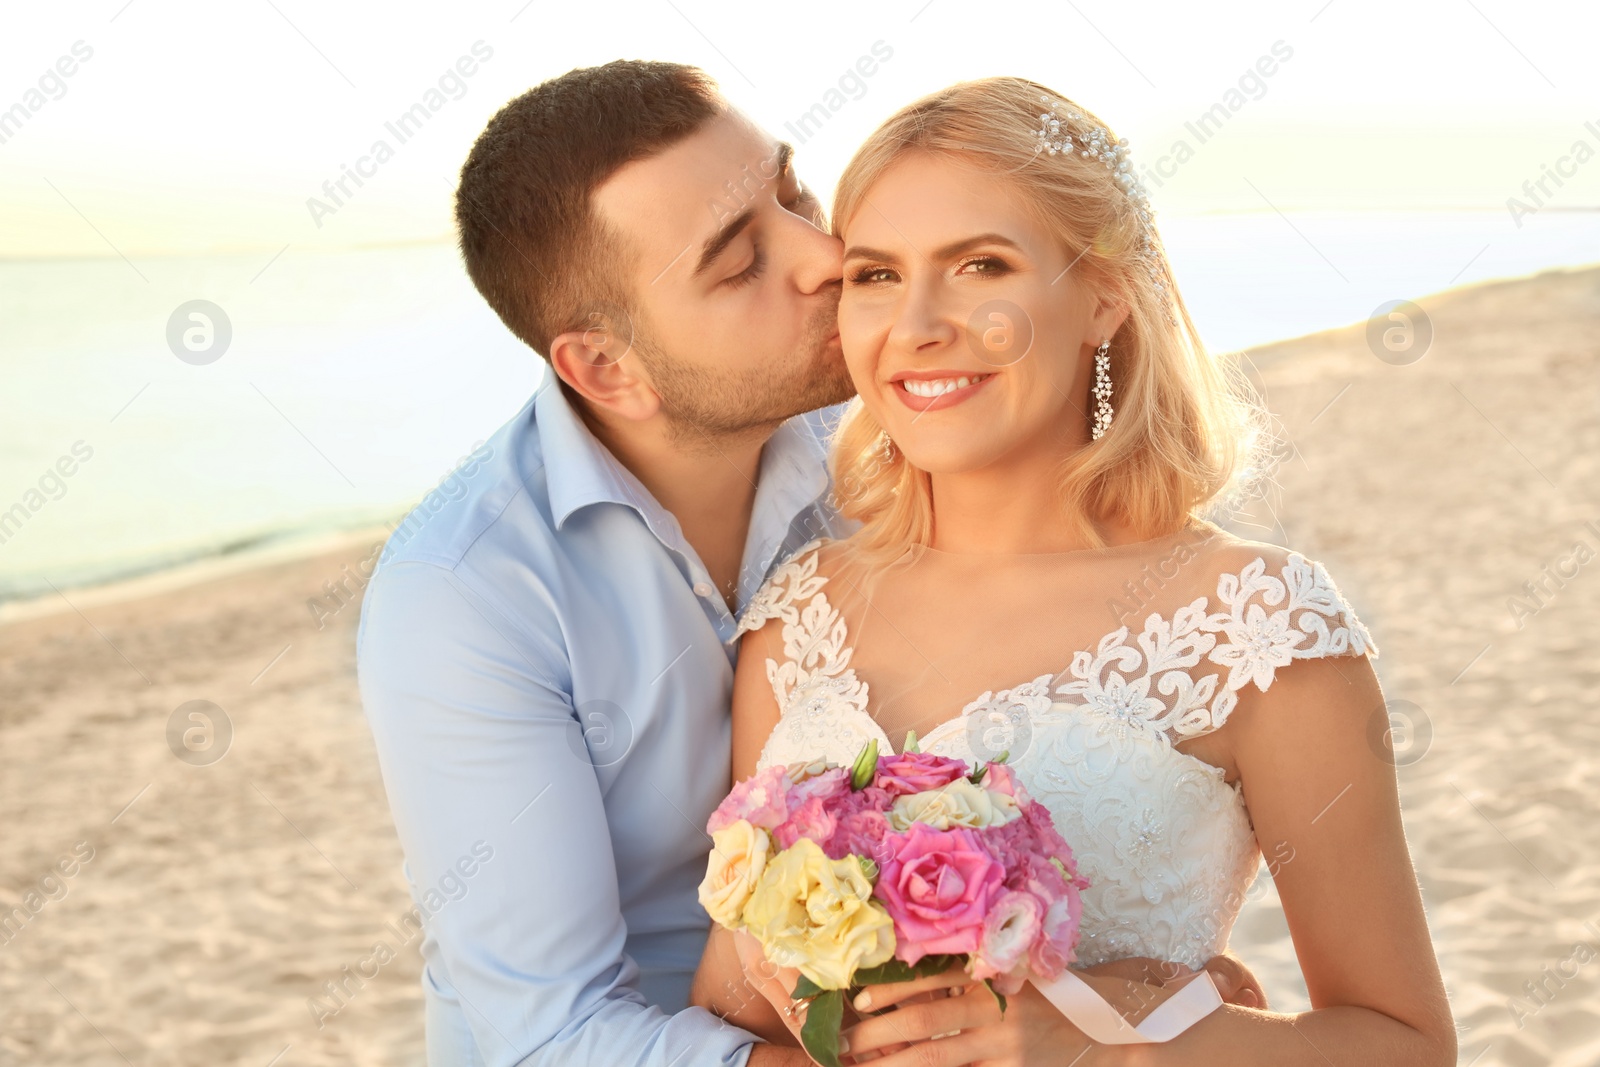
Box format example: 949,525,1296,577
903,729,920,753
855,854,878,883
791,974,824,1000
968,763,988,785
850,953,963,988
799,988,845,1067
983,978,1008,1018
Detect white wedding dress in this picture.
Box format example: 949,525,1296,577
736,522,1379,970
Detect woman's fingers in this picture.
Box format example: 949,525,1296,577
852,962,972,1013
841,981,999,1056
1201,952,1268,1009
843,1020,991,1066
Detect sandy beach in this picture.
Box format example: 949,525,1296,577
2,264,1597,1066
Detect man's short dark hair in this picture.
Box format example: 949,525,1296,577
455,60,724,359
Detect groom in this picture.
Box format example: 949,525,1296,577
357,60,1261,1067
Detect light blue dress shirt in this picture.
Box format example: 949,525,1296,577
356,373,853,1067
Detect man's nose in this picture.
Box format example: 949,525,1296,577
790,218,844,295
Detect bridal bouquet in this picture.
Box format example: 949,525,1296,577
698,736,1090,1066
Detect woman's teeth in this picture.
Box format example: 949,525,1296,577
899,374,991,397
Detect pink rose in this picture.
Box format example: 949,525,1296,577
772,794,838,851
874,752,969,798
707,764,792,833
873,821,1004,965
971,889,1044,991
790,766,851,807
979,762,1031,803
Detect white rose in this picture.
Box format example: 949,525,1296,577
888,778,1021,831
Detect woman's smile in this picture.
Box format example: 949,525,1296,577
890,369,996,412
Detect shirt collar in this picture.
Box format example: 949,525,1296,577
537,377,686,549
536,375,834,574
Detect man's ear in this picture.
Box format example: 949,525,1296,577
549,312,660,422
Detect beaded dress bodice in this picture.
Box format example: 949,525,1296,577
735,533,1378,968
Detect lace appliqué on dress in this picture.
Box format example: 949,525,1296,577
742,543,1379,970
1054,551,1379,746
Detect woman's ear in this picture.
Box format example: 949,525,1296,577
1089,280,1134,343
549,312,660,422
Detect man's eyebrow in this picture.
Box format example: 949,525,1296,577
692,208,756,279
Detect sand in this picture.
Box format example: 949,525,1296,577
2,265,1597,1066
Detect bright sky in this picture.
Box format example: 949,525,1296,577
2,0,1596,257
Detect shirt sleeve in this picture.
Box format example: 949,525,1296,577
356,559,761,1067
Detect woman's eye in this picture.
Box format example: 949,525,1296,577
957,255,1009,276
848,266,897,285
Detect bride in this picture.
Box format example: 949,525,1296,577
691,77,1454,1065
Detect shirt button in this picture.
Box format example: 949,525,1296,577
693,581,715,598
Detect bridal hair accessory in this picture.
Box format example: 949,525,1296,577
1033,95,1177,327
1091,338,1113,440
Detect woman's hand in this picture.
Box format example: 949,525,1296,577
834,959,1223,1065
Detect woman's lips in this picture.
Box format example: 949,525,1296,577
890,372,994,412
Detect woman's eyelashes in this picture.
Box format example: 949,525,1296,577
846,254,1013,287
847,265,898,286
955,254,1012,276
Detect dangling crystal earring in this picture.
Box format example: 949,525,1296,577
877,430,896,461
1091,339,1113,440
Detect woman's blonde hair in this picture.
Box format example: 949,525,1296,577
828,76,1272,561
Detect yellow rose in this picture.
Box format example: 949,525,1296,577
743,838,896,990
698,819,771,929
887,777,1021,832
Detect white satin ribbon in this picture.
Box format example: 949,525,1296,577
1030,965,1223,1043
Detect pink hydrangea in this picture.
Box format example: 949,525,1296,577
706,764,792,833
772,794,839,851
873,822,1005,965
825,809,893,864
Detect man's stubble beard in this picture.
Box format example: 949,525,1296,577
635,304,857,452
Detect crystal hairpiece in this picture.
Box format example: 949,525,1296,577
1034,95,1176,326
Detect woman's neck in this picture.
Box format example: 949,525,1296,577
924,457,1141,555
